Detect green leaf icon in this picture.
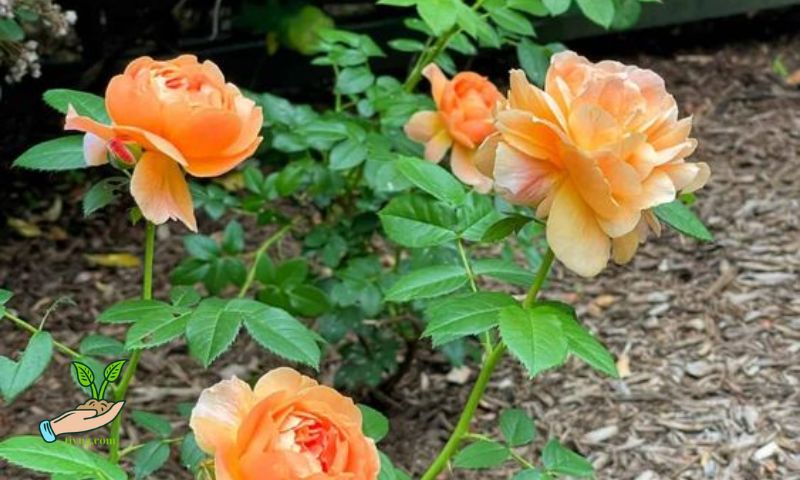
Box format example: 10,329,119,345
72,362,95,387
104,360,127,383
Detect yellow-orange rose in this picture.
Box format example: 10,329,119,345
65,54,263,231
485,51,709,277
190,368,380,480
404,63,502,192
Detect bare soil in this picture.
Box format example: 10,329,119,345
2,21,799,480
76,399,113,415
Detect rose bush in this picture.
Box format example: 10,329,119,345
0,1,715,479
190,368,380,480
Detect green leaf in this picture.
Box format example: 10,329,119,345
0,436,126,480
385,265,467,302
417,0,457,35
513,470,552,480
79,335,124,357
359,404,390,442
98,299,174,324
131,411,172,437
473,259,535,287
222,221,245,254
611,0,642,30
287,285,332,317
72,361,95,387
379,195,457,248
330,139,368,170
133,440,170,479
0,332,53,403
169,286,201,308
180,433,206,471
576,0,615,27
238,300,321,368
499,305,568,377
516,39,553,87
184,235,220,260
396,156,466,205
83,178,125,217
424,292,517,346
125,312,189,350
499,408,536,446
542,439,594,477
543,0,571,15
186,299,243,367
0,18,24,41
544,301,618,377
43,89,111,124
12,136,87,171
488,7,535,36
508,0,549,16
103,359,126,382
276,258,309,288
481,214,535,242
336,67,375,95
388,39,426,52
0,289,11,305
653,199,713,241
453,440,510,469
378,0,416,5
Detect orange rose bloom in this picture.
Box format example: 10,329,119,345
190,368,380,480
65,54,263,231
404,63,502,193
486,52,709,277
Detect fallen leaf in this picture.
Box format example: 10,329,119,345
786,69,800,86
446,366,472,385
7,218,42,237
616,352,631,378
42,196,63,222
85,253,141,268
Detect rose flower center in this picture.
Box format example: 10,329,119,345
276,413,337,473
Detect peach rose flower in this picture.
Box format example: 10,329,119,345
404,64,502,193
65,55,263,231
486,51,709,277
190,368,380,480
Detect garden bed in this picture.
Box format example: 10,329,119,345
2,15,800,480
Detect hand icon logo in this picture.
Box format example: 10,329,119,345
38,359,128,443
39,401,125,442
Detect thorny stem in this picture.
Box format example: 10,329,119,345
402,0,487,92
237,222,294,298
419,247,555,480
109,221,156,462
2,311,80,358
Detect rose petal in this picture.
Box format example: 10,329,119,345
130,151,197,231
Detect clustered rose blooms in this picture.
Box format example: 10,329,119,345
190,368,380,480
65,54,263,231
404,63,502,193
409,52,710,277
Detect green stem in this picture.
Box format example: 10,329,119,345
419,247,555,480
90,383,99,400
420,343,506,480
2,312,80,358
237,222,294,299
523,248,555,309
456,239,477,292
108,221,156,462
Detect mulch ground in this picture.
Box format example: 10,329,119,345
2,20,800,480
